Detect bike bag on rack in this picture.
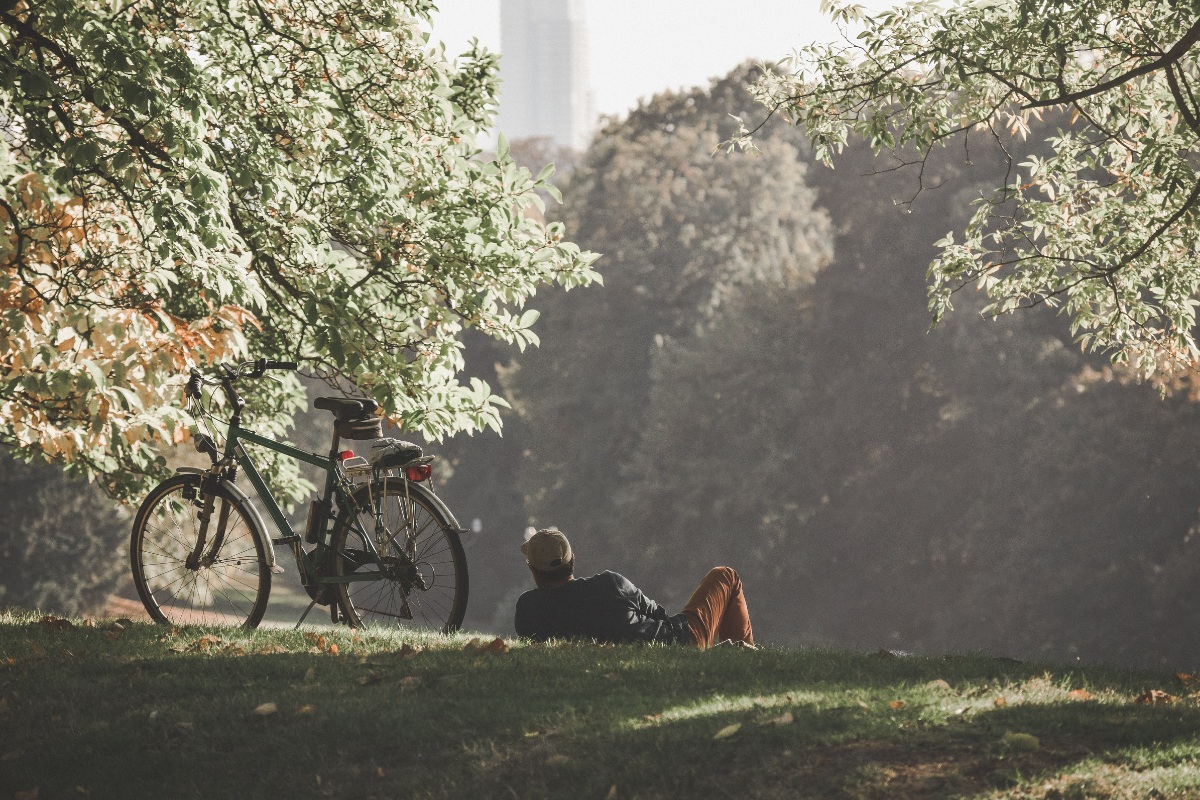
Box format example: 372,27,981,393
337,417,383,440
369,438,423,469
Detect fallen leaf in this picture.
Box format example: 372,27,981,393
2,748,23,760
761,712,793,726
304,667,316,682
1177,673,1198,690
856,700,869,709
26,641,45,656
1,657,18,668
38,616,72,631
168,646,186,653
871,648,895,659
994,696,1007,707
606,787,617,800
889,700,906,709
524,730,541,737
1135,690,1176,705
643,714,663,721
14,788,37,800
926,679,951,690
255,645,290,655
545,755,569,765
1067,689,1093,700
399,676,421,688
0,698,9,714
376,767,385,779
296,705,315,715
83,619,95,628
329,644,339,655
713,723,741,740
105,630,123,642
176,722,194,732
399,643,422,659
604,672,620,681
483,637,509,654
358,671,385,686
220,644,246,657
558,642,572,650
462,637,482,652
253,703,278,716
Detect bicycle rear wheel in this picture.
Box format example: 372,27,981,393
332,481,467,633
131,474,271,627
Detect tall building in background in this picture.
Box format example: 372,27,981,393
498,0,593,152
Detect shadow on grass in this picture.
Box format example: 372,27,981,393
2,617,1197,800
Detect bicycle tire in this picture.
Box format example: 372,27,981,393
131,474,272,627
332,480,468,633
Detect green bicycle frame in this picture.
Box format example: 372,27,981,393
220,418,388,586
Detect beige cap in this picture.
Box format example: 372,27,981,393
520,529,573,571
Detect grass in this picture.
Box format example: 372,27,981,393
1,608,1198,800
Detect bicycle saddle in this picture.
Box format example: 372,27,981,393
314,396,379,422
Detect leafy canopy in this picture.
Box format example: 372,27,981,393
0,0,597,500
746,0,1200,386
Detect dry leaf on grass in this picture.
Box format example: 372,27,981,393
252,703,278,716
14,788,38,800
358,671,385,686
643,713,663,721
375,767,385,779
1135,689,1176,705
398,676,421,688
1067,689,1093,700
0,698,10,714
713,723,741,740
25,641,45,656
871,648,896,659
399,644,422,659
1177,673,1198,691
606,787,617,800
461,637,482,652
926,679,951,690
994,696,1007,707
304,667,316,682
38,616,72,630
545,755,569,765
296,705,315,715
483,637,509,654
889,700,906,709
760,712,793,726
856,700,869,709
176,722,194,732
255,645,290,655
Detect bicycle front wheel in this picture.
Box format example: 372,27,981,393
131,474,271,627
332,481,467,633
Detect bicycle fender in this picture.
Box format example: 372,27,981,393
174,468,275,569
220,479,275,569
350,479,465,534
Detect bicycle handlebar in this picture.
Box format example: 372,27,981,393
185,359,299,400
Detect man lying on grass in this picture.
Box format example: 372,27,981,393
514,529,755,649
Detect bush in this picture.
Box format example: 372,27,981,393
0,450,129,616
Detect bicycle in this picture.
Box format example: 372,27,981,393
129,358,469,632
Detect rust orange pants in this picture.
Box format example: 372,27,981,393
682,567,753,648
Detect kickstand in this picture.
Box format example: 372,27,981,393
295,597,319,630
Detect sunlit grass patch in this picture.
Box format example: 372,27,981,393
1,607,1198,799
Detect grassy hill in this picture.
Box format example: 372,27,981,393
0,608,1197,800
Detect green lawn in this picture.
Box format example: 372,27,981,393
0,607,1197,799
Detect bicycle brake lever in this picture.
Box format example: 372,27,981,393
263,374,284,386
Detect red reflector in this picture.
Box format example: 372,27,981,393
338,450,355,461
406,464,432,481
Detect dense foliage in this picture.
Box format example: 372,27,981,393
0,448,128,616
747,0,1200,387
0,0,596,501
437,66,1200,668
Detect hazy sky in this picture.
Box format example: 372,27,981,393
426,1,883,121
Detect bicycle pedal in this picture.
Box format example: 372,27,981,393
270,564,284,574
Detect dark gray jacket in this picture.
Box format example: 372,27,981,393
514,571,692,644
